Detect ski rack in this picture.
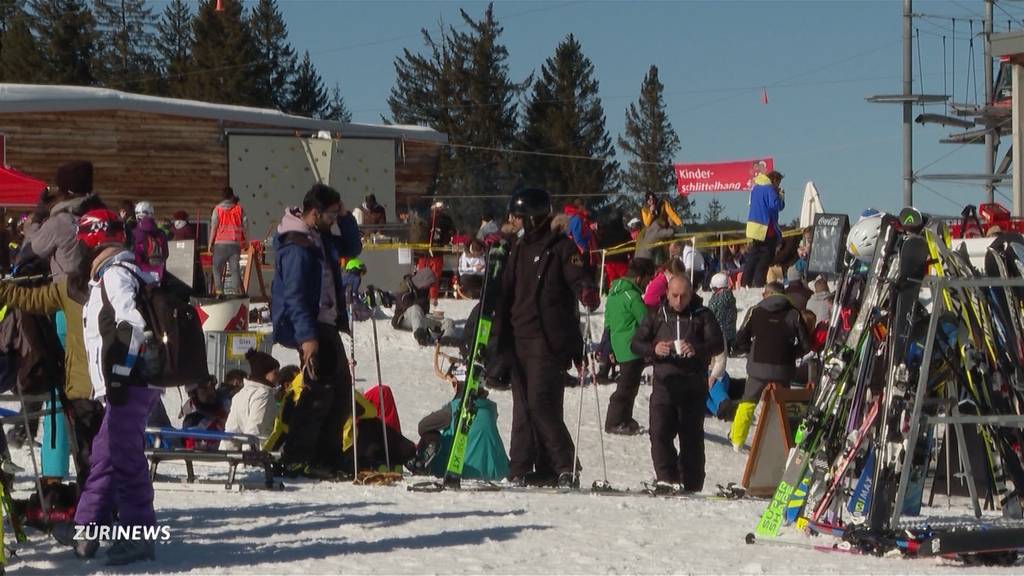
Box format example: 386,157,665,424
891,276,1024,529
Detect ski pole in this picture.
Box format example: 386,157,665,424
347,301,359,482
13,386,45,526
369,303,392,471
584,310,610,487
571,325,586,486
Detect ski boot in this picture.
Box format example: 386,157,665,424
105,539,155,566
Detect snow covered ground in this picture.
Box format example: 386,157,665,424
4,289,1018,574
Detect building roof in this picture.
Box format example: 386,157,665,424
0,83,447,143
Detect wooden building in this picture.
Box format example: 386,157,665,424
0,84,446,223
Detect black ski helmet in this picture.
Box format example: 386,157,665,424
508,188,552,231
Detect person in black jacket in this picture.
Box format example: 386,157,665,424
729,282,810,450
631,275,724,492
494,188,599,489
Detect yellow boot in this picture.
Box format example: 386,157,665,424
730,401,757,451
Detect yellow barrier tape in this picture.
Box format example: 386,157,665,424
358,226,805,255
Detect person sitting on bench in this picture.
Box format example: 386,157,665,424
220,349,280,451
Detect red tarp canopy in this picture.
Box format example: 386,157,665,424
0,166,47,207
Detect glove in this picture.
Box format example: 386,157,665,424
302,353,319,383
579,287,600,312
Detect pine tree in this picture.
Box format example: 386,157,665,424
322,83,352,122
249,0,296,110
31,0,98,85
0,4,45,83
156,0,193,98
288,51,327,117
93,0,158,92
388,4,528,226
189,0,259,105
617,65,686,219
520,34,619,212
704,197,725,224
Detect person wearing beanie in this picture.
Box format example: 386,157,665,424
220,349,281,451
784,266,812,311
706,272,737,353
171,211,194,241
21,160,103,283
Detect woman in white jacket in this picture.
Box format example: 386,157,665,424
220,349,280,450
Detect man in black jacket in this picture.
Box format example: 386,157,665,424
631,275,724,492
495,188,599,489
729,282,810,450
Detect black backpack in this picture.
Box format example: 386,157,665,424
108,264,209,388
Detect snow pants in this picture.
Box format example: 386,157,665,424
74,387,159,527
282,323,352,469
649,384,705,491
508,344,575,478
212,242,242,295
741,236,778,289
604,359,644,430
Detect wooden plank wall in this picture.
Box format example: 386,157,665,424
0,110,228,221
0,110,439,223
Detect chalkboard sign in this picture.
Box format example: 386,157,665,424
807,213,850,277
166,240,196,289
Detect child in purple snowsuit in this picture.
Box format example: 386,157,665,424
71,208,160,565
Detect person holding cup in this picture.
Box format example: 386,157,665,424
631,275,725,493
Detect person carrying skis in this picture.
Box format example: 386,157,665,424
271,184,361,479
64,209,160,564
631,275,724,493
495,188,599,489
603,257,655,435
729,282,810,451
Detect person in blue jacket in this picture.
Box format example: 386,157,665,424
271,184,361,479
742,170,785,288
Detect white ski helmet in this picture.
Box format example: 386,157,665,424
135,201,155,218
847,212,884,262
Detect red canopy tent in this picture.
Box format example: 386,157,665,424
0,166,47,207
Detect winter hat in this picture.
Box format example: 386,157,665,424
627,217,642,229
710,272,730,290
55,160,93,196
246,348,280,381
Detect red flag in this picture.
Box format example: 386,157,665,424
761,87,768,105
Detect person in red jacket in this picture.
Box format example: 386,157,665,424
208,187,246,295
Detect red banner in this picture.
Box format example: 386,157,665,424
674,158,774,195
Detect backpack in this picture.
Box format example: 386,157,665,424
145,233,168,265
107,264,209,388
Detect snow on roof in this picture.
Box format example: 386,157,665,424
0,83,447,143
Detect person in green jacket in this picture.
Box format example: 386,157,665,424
603,257,655,435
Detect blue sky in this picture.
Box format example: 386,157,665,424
232,0,1022,221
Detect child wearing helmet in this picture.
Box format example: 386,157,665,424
67,209,160,564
